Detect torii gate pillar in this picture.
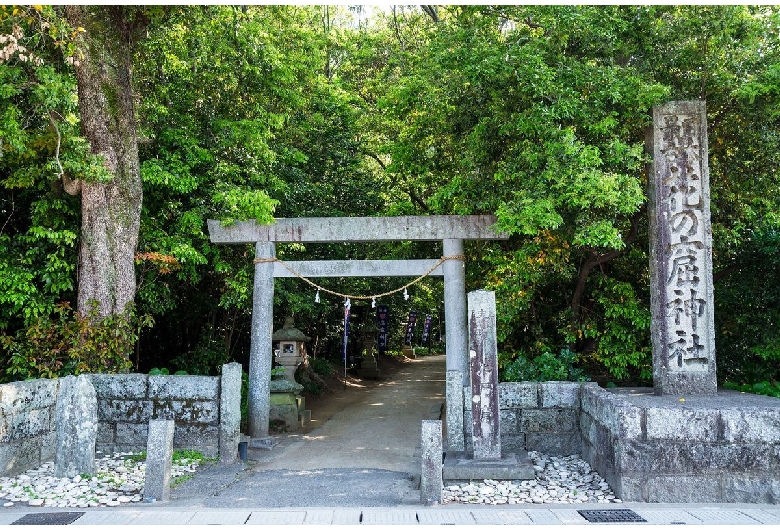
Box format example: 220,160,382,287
208,216,507,443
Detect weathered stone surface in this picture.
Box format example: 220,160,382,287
498,383,538,409
520,409,577,433
89,374,148,400
645,407,719,441
96,422,114,443
0,378,59,415
720,408,780,444
619,440,779,474
445,371,465,452
54,375,97,478
98,399,153,423
144,419,174,501
208,215,508,244
10,408,53,440
219,362,243,463
615,476,646,502
420,420,443,504
148,375,219,400
540,382,581,408
0,436,42,475
646,475,721,503
468,290,501,460
116,422,148,446
153,400,219,424
722,476,780,504
173,425,219,458
525,432,581,456
498,409,517,435
649,100,717,395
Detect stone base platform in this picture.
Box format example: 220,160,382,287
582,386,780,503
442,450,535,484
248,436,279,451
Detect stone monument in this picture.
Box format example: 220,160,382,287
648,100,717,395
54,375,97,478
272,317,309,383
442,290,534,483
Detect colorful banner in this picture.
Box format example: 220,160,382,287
404,310,418,346
376,304,389,354
342,298,351,361
421,314,433,345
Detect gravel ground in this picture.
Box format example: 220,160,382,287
0,451,203,509
442,451,621,505
0,450,619,509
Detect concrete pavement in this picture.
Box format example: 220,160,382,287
1,503,780,525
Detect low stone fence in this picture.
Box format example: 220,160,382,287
0,379,60,475
0,364,242,476
463,382,585,456
457,381,780,503
581,385,780,503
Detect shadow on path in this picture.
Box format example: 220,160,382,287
171,355,446,508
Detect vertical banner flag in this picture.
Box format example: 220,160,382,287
377,304,389,354
421,314,433,345
404,310,418,346
342,298,351,361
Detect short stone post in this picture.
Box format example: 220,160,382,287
468,290,501,460
420,420,443,505
445,370,465,452
144,419,175,502
55,375,97,478
219,362,243,463
649,100,717,395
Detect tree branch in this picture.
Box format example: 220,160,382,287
571,209,643,326
49,112,81,196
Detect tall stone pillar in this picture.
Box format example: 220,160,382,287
443,238,467,453
249,242,275,438
443,238,467,382
649,100,717,395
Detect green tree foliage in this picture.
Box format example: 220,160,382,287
2,5,779,386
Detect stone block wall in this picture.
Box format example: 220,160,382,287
90,374,221,458
581,385,780,503
0,379,59,475
0,368,241,475
463,382,584,456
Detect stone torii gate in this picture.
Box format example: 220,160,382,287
207,215,508,443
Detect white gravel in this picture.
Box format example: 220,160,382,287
442,451,621,505
0,451,202,508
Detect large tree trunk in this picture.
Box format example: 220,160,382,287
64,6,144,318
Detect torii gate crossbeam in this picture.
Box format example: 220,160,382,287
207,215,508,449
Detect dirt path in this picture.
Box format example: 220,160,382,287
252,354,446,475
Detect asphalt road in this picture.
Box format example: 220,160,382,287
168,355,446,508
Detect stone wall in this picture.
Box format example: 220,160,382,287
581,385,780,503
463,382,584,456
0,379,59,475
0,369,241,475
90,374,222,458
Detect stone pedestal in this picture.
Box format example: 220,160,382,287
402,345,416,359
357,354,381,379
268,379,309,432
443,451,534,484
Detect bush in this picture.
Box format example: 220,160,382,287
0,302,151,381
500,348,590,382
170,326,230,376
309,357,335,377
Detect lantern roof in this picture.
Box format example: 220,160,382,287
272,317,310,342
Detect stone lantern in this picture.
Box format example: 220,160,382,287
272,317,310,383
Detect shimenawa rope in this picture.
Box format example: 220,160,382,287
252,254,466,301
